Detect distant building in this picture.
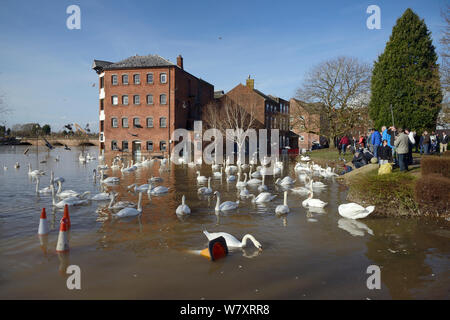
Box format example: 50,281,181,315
289,98,328,150
92,54,214,155
217,77,298,153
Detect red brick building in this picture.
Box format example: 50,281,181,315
92,54,214,156
221,77,298,152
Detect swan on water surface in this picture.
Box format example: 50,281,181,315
114,192,143,218
214,191,239,212
203,230,262,250
275,191,290,214
108,192,136,210
302,190,327,208
236,172,248,188
147,182,169,195
198,177,213,195
250,192,277,203
176,195,191,215
338,203,375,219
196,171,208,183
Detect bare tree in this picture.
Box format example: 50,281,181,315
203,96,260,162
295,56,372,146
440,5,450,92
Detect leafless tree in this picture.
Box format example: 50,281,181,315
295,56,372,145
203,96,259,162
440,5,450,92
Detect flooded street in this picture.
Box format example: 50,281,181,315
0,146,449,299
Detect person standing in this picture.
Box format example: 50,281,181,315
371,128,382,160
419,132,425,154
394,128,409,171
441,131,449,153
405,129,415,165
339,135,350,156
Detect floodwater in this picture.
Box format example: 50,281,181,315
0,146,449,299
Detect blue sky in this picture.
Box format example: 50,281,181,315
0,0,447,132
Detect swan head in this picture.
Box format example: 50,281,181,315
213,191,220,197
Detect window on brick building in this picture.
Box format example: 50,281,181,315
111,75,118,85
100,77,104,88
147,117,153,128
160,73,167,84
133,74,140,84
122,95,128,105
160,94,167,105
122,141,128,151
100,99,104,110
133,95,140,105
111,140,118,150
147,73,153,84
160,117,167,128
147,94,153,105
133,117,140,128
112,95,118,105
122,74,128,85
147,141,153,151
122,117,128,128
160,141,167,151
111,117,118,128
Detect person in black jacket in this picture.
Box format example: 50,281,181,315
378,139,392,165
352,151,367,168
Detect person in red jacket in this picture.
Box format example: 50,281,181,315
339,135,350,155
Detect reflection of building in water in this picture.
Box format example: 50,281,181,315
362,218,447,299
92,54,214,157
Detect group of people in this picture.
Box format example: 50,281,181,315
336,128,449,173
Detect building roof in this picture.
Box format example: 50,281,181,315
214,90,225,99
290,98,324,114
103,54,175,70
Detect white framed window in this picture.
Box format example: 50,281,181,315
160,140,167,151
133,74,140,84
147,117,153,128
147,73,153,83
111,140,118,150
122,74,128,85
122,95,128,105
147,141,153,151
112,95,119,105
122,117,128,128
160,117,167,128
147,94,153,105
133,117,140,127
160,73,167,84
133,95,140,105
111,74,118,85
111,117,118,128
160,94,167,105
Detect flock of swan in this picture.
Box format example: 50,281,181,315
17,151,376,254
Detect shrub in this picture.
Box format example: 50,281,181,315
443,150,450,158
415,174,450,216
421,156,450,178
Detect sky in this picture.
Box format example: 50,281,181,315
0,0,447,132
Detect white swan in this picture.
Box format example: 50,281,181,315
108,192,136,210
196,171,208,183
275,191,290,214
115,192,143,218
251,192,277,203
239,188,252,198
100,170,120,184
275,176,296,186
90,192,111,201
147,183,169,195
302,190,327,208
149,176,163,183
338,203,375,219
203,230,262,250
226,174,236,182
79,153,86,163
35,177,52,194
56,181,87,199
249,166,262,179
290,185,311,195
51,184,89,208
214,191,239,212
14,162,20,169
246,174,262,185
257,175,268,192
28,164,45,177
198,177,213,195
300,155,311,162
176,195,191,215
236,172,248,188
213,167,223,178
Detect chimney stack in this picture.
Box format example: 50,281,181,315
246,75,254,89
177,55,183,70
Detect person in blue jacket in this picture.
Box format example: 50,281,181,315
371,128,382,159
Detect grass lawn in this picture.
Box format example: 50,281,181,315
306,148,353,164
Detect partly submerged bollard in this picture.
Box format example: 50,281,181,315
38,208,49,235
63,204,71,229
200,236,228,261
56,218,69,253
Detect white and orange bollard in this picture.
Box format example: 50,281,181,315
38,208,49,235
62,204,71,229
56,218,69,253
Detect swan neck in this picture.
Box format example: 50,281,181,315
137,192,143,211
242,234,256,247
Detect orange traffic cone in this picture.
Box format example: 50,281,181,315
200,236,228,261
56,218,69,253
38,208,49,235
63,204,71,229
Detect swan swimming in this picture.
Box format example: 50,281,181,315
203,230,262,250
236,172,248,188
196,171,208,183
176,195,191,215
198,177,213,195
302,190,327,208
115,192,143,218
108,192,136,210
250,192,277,203
275,191,290,214
147,182,169,195
214,191,239,212
338,203,375,219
